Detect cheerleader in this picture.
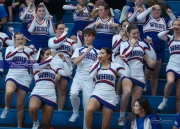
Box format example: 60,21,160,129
62,0,92,41
112,20,130,99
28,4,55,49
86,47,127,129
157,20,180,112
86,3,120,49
19,0,50,41
29,48,70,129
0,32,37,128
0,32,14,80
48,21,82,110
127,0,146,40
136,4,175,95
69,28,99,129
118,24,156,126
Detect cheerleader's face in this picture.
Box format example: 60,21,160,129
56,24,66,37
36,7,46,18
26,0,34,5
15,34,25,46
41,49,51,61
84,34,95,45
78,0,86,5
135,0,144,5
151,5,161,19
96,0,104,5
173,20,180,32
128,29,139,40
98,6,108,18
121,21,130,32
98,49,110,62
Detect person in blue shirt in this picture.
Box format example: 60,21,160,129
0,0,7,32
124,98,161,129
173,113,180,129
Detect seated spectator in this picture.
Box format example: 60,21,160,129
0,0,7,32
173,113,180,129
124,98,161,129
35,0,67,22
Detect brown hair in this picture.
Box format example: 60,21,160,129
99,3,112,17
82,28,97,37
146,0,160,6
35,5,45,12
127,24,138,33
14,32,24,39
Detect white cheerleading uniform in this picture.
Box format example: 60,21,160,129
63,4,91,36
158,30,180,78
123,41,156,88
5,46,37,92
0,33,14,77
28,16,55,49
70,46,99,129
112,35,131,78
86,17,120,49
30,56,70,108
48,31,82,78
89,61,125,111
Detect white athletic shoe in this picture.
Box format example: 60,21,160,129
32,120,40,129
118,117,125,126
158,102,167,110
0,108,10,119
69,112,79,122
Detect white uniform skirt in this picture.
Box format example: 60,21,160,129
5,69,31,92
128,68,145,88
91,87,116,111
166,62,180,79
30,87,57,108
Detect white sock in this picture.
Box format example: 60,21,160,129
5,107,9,110
120,112,125,118
162,98,168,103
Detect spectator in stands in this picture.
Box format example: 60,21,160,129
28,4,55,49
124,98,161,129
0,0,7,32
0,32,37,128
48,21,82,110
105,0,126,21
173,113,180,129
137,4,175,95
29,49,70,129
157,20,180,113
62,0,92,43
35,0,67,22
86,3,120,49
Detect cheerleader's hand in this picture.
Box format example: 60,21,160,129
70,36,77,42
29,44,35,50
77,5,83,13
166,8,172,14
95,21,102,28
144,36,152,44
39,2,44,6
51,51,57,57
58,53,66,61
130,38,137,46
109,23,119,29
28,2,32,7
18,45,24,50
77,31,82,36
8,27,14,35
49,15,53,21
120,54,126,60
64,28,69,32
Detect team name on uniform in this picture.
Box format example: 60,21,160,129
130,50,144,57
79,52,97,61
25,14,33,20
170,45,180,51
149,22,165,29
76,12,90,17
56,45,71,52
0,41,2,48
13,56,27,63
96,74,114,81
38,72,55,80
96,24,110,29
34,27,48,32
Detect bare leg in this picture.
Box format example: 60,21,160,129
164,72,175,99
116,78,122,95
86,98,101,129
102,106,114,129
176,79,180,113
16,88,27,127
150,59,162,95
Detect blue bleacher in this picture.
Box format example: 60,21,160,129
0,1,180,128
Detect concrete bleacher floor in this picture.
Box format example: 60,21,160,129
0,0,180,128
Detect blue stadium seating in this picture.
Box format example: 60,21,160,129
0,1,179,128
